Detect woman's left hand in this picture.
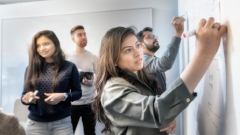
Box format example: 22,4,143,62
44,93,65,105
160,119,176,134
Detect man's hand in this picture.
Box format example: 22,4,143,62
44,93,65,105
82,76,94,85
171,16,186,37
22,91,40,104
160,119,176,134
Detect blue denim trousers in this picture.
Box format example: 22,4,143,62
26,116,73,135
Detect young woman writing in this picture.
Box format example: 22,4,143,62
92,18,226,135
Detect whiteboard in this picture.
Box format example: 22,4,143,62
0,8,152,113
0,8,152,135
178,0,240,135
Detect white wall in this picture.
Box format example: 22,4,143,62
0,0,180,134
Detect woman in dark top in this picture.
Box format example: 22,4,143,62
21,30,82,135
91,18,226,135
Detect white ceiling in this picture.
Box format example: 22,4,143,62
0,0,46,5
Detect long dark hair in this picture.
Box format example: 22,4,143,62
24,30,65,92
91,27,162,135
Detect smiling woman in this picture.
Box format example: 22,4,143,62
21,30,82,135
36,36,56,63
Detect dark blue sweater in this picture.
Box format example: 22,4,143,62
21,60,82,122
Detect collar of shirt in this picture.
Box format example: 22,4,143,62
143,52,155,58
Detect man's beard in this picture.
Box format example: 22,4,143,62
145,41,160,52
79,43,87,47
78,41,87,47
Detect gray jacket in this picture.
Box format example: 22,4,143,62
101,72,197,135
143,37,181,92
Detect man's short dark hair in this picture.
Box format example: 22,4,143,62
70,25,85,36
136,27,153,42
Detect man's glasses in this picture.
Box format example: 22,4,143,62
141,34,158,42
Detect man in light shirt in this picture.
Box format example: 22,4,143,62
66,25,98,135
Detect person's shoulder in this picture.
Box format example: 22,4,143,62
143,53,153,66
0,112,25,135
0,112,19,128
85,50,98,58
62,60,76,67
102,77,139,101
104,77,134,90
107,77,129,84
64,49,74,58
65,49,74,55
61,60,79,72
143,53,152,59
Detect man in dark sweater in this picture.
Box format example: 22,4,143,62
137,16,185,92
